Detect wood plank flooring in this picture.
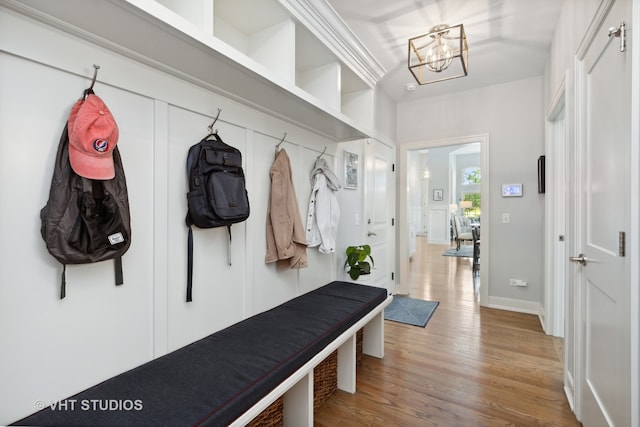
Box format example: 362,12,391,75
315,237,580,426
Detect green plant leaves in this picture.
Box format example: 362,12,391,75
344,245,374,280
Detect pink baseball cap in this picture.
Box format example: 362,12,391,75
68,94,119,180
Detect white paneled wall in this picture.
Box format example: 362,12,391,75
165,107,250,351
0,8,338,424
428,208,449,244
0,51,156,426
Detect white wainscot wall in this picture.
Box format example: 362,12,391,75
0,8,339,424
428,207,449,244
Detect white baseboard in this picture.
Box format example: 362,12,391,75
564,370,575,412
487,296,542,315
538,311,548,334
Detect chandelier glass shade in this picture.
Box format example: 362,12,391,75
408,23,468,85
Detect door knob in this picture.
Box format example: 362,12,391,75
367,231,377,237
569,253,598,266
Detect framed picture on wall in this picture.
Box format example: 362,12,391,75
433,189,443,201
344,151,358,189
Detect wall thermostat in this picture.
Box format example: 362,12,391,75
502,184,523,197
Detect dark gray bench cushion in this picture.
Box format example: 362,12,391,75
14,281,388,426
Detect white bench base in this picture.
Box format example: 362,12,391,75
230,295,392,426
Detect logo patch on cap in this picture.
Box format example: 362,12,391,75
93,139,109,152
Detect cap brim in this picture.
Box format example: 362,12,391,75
68,142,115,180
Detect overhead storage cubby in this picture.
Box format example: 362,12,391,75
213,0,294,83
154,0,214,34
294,24,374,128
341,66,374,130
4,0,378,141
295,25,340,111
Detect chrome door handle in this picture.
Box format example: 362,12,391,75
569,253,598,266
367,232,377,237
608,22,626,52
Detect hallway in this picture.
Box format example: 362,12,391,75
315,236,580,426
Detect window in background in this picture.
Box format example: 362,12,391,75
461,167,481,218
462,193,481,218
462,167,481,185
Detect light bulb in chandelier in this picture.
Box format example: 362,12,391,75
425,26,453,72
408,23,468,85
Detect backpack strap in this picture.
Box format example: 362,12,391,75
114,256,123,286
227,225,232,266
186,143,202,183
186,225,230,302
187,224,194,302
185,142,202,302
60,265,67,299
59,259,122,300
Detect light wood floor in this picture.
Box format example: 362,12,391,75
315,237,580,426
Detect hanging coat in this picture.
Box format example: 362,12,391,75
305,157,341,254
265,148,308,269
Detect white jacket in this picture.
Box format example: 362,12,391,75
306,158,340,254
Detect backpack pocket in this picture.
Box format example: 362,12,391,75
204,146,242,168
68,192,128,256
206,168,249,222
186,185,214,227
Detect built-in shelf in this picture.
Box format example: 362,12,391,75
295,24,341,111
4,0,380,141
155,0,213,33
213,0,295,84
341,66,374,130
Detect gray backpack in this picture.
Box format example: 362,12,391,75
40,116,131,299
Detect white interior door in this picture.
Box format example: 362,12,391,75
545,92,568,338
575,0,631,424
364,139,395,294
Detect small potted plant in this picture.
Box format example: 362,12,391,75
344,245,375,280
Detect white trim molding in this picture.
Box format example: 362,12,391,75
397,134,489,306
279,0,386,88
487,297,542,316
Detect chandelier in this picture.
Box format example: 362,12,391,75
408,24,468,85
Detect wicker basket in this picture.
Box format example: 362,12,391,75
314,350,338,411
247,328,365,424
246,396,284,427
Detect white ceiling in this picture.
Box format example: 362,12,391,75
325,0,565,102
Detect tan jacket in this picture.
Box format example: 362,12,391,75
265,149,308,269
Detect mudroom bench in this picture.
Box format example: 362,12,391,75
14,281,391,426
